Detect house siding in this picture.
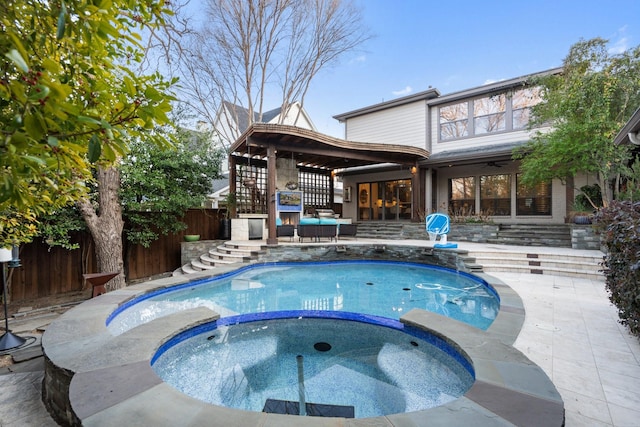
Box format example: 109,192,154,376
345,101,427,148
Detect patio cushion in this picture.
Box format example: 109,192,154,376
300,217,320,225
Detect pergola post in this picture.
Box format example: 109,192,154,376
266,144,278,245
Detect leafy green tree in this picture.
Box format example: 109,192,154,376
514,38,640,207
1,0,175,244
120,125,223,248
2,0,177,288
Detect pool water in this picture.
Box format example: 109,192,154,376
151,315,475,418
108,261,499,335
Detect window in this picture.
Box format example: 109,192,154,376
516,175,551,215
358,180,412,221
480,175,511,216
474,94,506,134
449,177,476,215
512,87,541,130
439,102,468,141
438,86,543,141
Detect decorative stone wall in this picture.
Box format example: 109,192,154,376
255,243,470,273
571,225,602,250
180,240,223,265
448,224,499,243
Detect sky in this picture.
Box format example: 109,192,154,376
302,0,640,138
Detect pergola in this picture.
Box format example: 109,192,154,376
228,123,430,244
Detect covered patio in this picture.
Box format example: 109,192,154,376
228,124,430,244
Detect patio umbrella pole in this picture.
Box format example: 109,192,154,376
0,262,26,351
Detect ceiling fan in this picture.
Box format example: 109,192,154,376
484,161,507,168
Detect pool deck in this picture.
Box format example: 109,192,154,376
2,240,639,426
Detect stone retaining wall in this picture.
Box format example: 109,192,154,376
180,240,223,265
448,224,499,243
571,225,602,250
256,243,470,273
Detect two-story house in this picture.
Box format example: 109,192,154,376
334,67,595,225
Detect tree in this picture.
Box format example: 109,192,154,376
1,0,175,260
120,121,223,249
169,0,370,149
514,38,640,207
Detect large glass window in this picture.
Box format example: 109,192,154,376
480,175,511,216
438,86,543,141
449,177,476,216
439,102,468,141
512,87,542,130
516,175,551,215
474,94,506,134
358,180,412,221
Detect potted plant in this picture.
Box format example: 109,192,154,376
571,198,592,224
220,191,236,240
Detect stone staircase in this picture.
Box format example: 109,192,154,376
461,248,604,280
489,224,572,247
173,241,265,276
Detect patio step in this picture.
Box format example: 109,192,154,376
465,249,604,280
172,241,264,276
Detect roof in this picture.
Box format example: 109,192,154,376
614,107,640,145
333,88,440,121
229,123,430,170
332,68,563,121
426,67,563,106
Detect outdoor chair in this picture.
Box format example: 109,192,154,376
338,223,357,240
276,218,294,241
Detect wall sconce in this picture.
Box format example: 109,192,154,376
410,166,417,175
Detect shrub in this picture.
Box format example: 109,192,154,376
596,201,640,337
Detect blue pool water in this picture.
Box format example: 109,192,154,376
151,314,475,418
108,261,499,335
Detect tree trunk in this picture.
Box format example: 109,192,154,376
77,164,126,290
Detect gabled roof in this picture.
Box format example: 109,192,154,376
614,106,640,145
230,123,429,170
333,88,440,121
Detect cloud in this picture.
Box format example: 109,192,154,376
349,54,367,64
392,86,412,96
608,37,629,54
609,26,629,54
483,78,505,86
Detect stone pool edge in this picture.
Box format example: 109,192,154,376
41,266,564,427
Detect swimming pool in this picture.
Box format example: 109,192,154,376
151,313,475,418
108,261,499,335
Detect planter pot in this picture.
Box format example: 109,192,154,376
574,215,591,224
184,234,201,242
220,219,231,240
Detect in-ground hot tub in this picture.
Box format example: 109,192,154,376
151,312,475,418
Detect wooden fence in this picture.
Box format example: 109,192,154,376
7,209,223,302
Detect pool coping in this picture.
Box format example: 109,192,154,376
41,264,564,427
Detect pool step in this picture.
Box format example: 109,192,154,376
172,241,265,276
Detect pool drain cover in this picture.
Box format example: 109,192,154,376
314,342,332,352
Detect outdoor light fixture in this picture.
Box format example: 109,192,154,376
0,245,26,351
8,245,20,268
411,166,417,175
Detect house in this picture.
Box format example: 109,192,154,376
208,101,319,207
214,101,317,154
333,67,598,224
